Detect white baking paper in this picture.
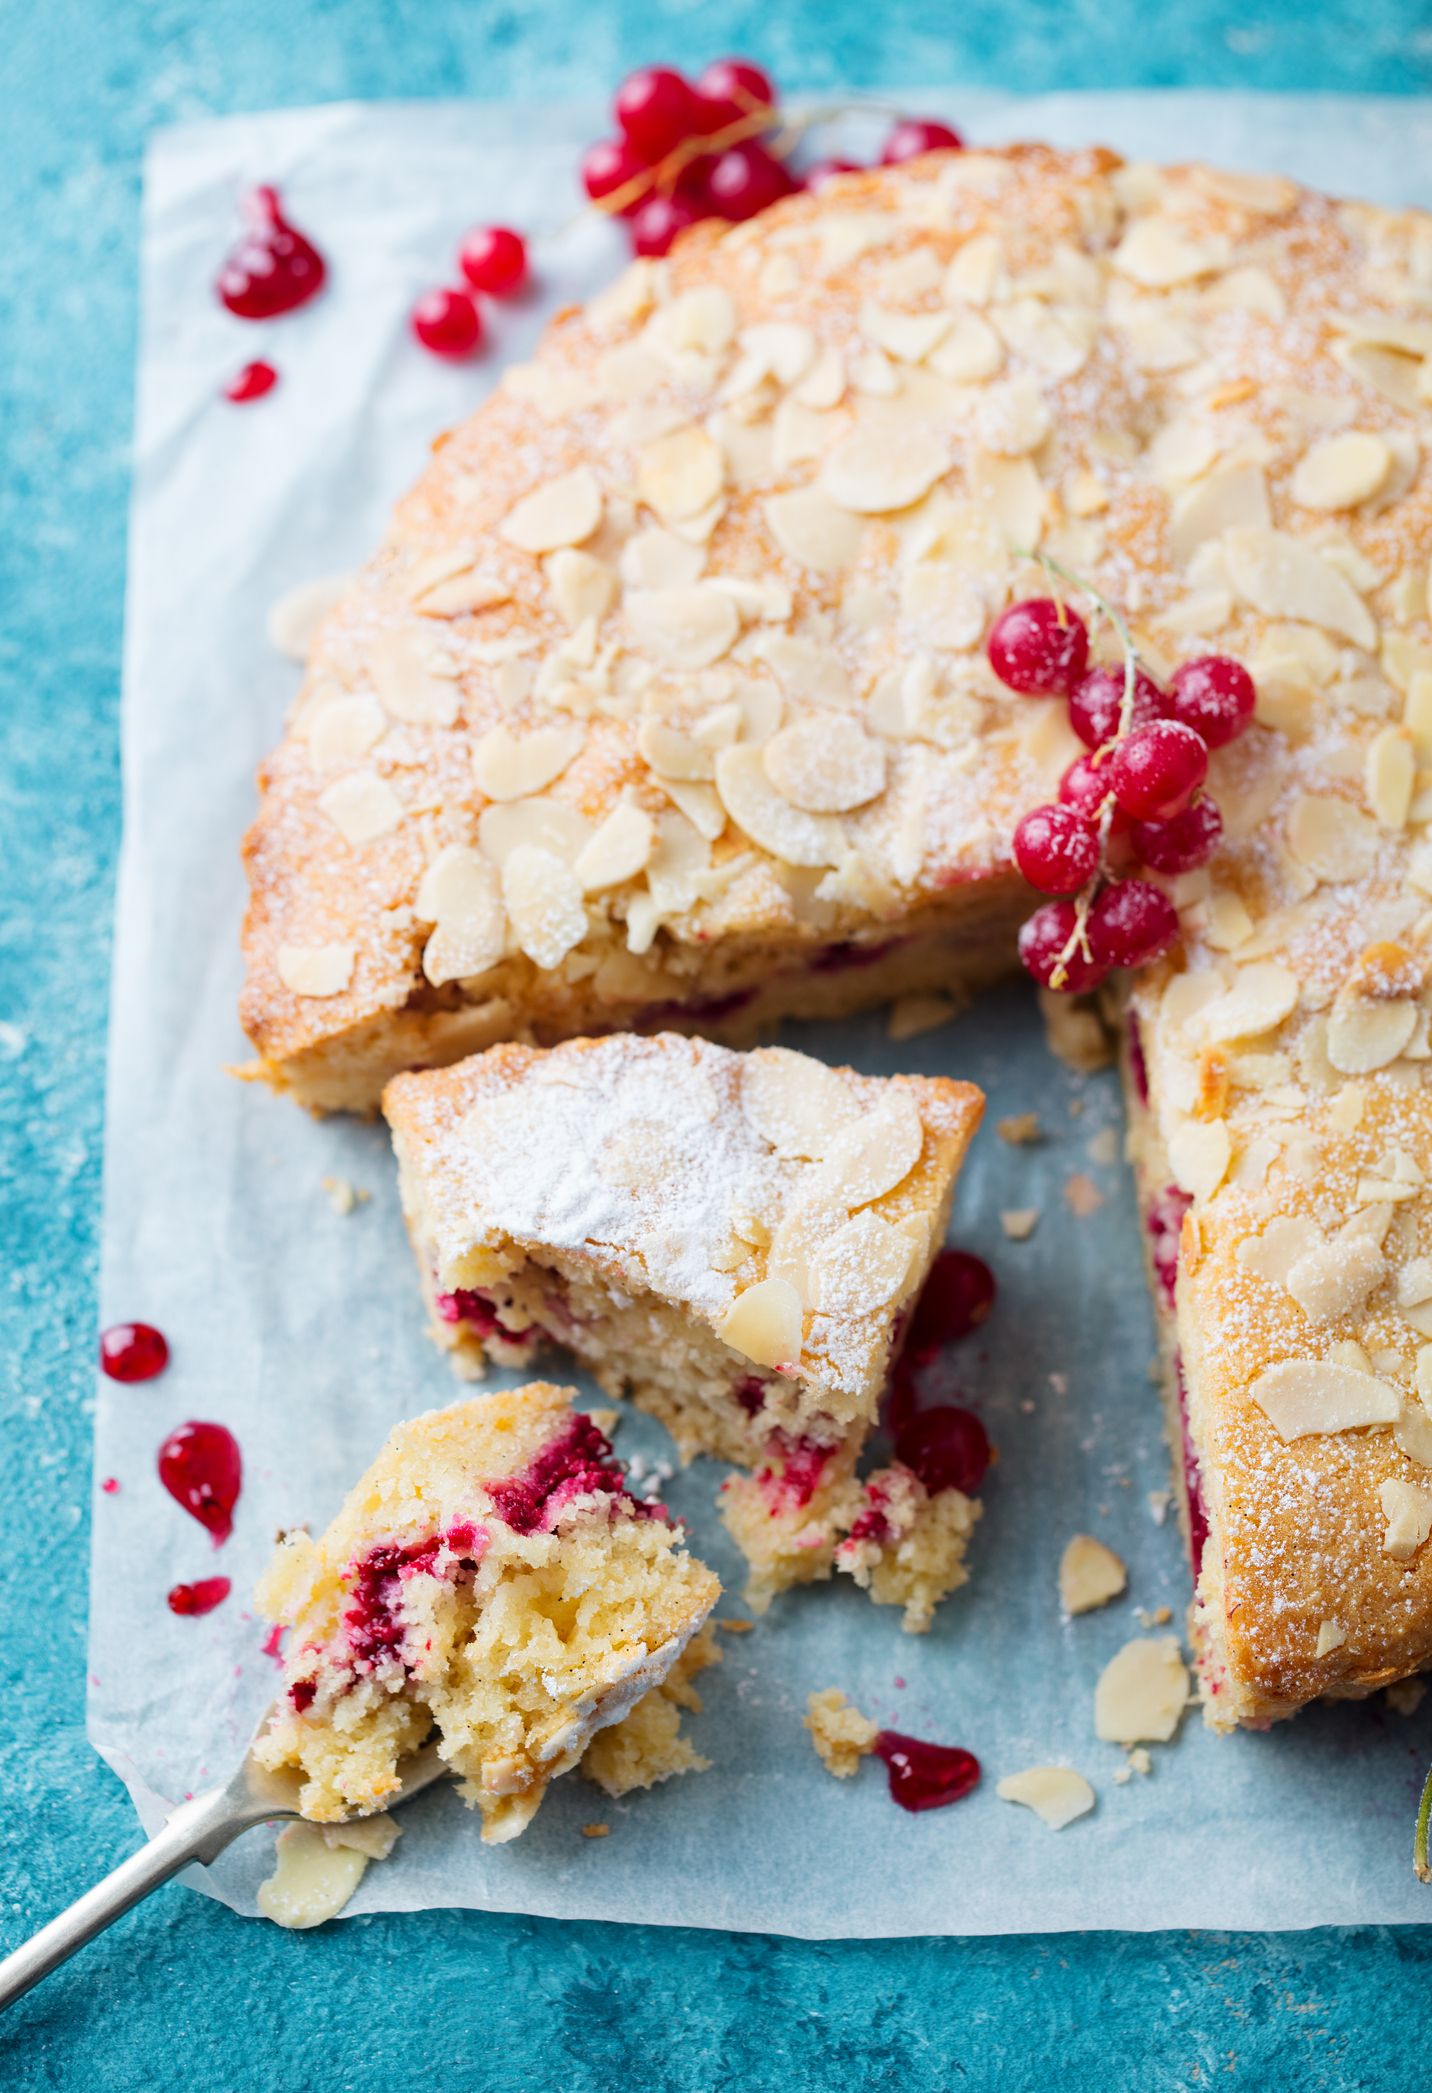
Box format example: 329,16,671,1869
94,92,1432,1936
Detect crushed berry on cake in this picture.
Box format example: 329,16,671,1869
344,1523,490,1668
1175,1358,1210,1575
733,1375,768,1417
874,1730,981,1813
435,1289,528,1342
157,1420,242,1544
289,1677,317,1713
754,1431,832,1512
810,936,902,974
485,1416,628,1535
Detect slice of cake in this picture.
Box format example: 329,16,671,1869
383,1031,983,1607
253,1384,719,1842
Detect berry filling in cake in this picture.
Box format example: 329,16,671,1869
254,1385,719,1842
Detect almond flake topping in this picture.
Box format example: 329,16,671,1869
1059,1534,1128,1616
266,572,351,660
317,769,404,846
500,844,586,969
573,804,655,893
1112,217,1227,288
740,1049,859,1160
714,743,845,868
472,724,584,802
1365,727,1415,829
1325,993,1418,1074
717,1276,803,1370
625,586,741,670
1284,1234,1387,1322
477,797,592,867
1285,794,1380,883
368,626,460,727
1166,1117,1231,1203
1290,432,1392,511
811,1090,924,1208
412,567,511,618
804,1211,918,1316
1380,1477,1432,1561
819,424,952,514
1094,1637,1190,1745
762,716,887,813
545,549,617,630
636,425,725,522
414,847,506,986
1224,527,1376,649
498,467,603,555
1195,961,1301,1044
996,1767,1096,1831
1248,1358,1401,1440
305,694,386,772
275,943,354,998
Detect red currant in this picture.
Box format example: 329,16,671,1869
1012,803,1100,895
630,192,702,257
987,598,1090,698
224,360,278,404
1088,878,1180,970
411,287,483,359
1167,655,1256,749
694,57,776,131
614,66,696,163
1059,752,1130,834
805,156,863,191
704,141,796,221
1068,665,1166,750
1109,719,1208,821
100,1322,170,1383
881,118,964,165
581,136,650,216
1017,901,1108,993
1130,794,1223,874
894,1405,990,1496
458,225,528,297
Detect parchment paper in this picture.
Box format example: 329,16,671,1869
94,92,1432,1936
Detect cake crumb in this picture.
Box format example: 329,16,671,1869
1385,1677,1428,1717
1086,1126,1119,1166
1136,1605,1173,1629
1064,1172,1104,1218
582,1625,720,1796
805,1688,879,1778
1038,989,1112,1072
887,992,956,1040
581,1823,611,1838
718,1617,756,1634
1146,1490,1171,1525
997,1112,1042,1146
320,1174,370,1216
1059,1534,1127,1616
1126,1747,1152,1776
1001,1207,1040,1241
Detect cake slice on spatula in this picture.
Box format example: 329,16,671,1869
253,1383,720,1843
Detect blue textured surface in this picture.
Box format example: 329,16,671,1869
5,3,1432,2086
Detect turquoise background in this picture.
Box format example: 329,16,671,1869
5,2,1432,2085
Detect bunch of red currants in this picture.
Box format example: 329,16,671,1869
985,597,1256,993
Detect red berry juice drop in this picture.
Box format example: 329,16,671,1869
217,187,326,320
874,1730,981,1812
158,1421,242,1545
167,1577,232,1618
225,359,279,403
100,1322,169,1382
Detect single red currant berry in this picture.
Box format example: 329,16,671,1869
100,1322,170,1383
224,360,278,404
614,66,697,163
581,136,650,216
411,287,483,359
630,192,701,258
704,141,797,220
894,1405,991,1496
1167,655,1256,749
805,157,863,191
1017,901,1108,994
1058,752,1131,834
693,57,776,131
1068,665,1166,750
458,225,528,297
987,598,1090,698
881,117,964,164
1012,803,1100,895
1109,718,1208,821
1130,794,1223,874
1088,878,1180,970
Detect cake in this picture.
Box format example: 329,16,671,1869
253,1384,719,1841
241,142,1432,1724
383,1030,984,1612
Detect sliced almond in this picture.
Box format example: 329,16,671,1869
573,804,655,893
317,769,404,846
477,797,592,867
545,549,617,630
1248,1358,1401,1440
1167,464,1270,566
498,467,603,554
811,1090,924,1208
717,1277,803,1370
472,724,584,803
762,716,886,813
415,847,506,986
766,1193,851,1297
275,943,354,998
305,694,387,772
1166,1118,1230,1203
413,568,511,618
1380,1477,1432,1561
266,571,352,660
741,1049,860,1160
805,1211,918,1316
368,626,460,727
714,743,845,868
500,844,586,969
1290,431,1391,511
996,1766,1096,1831
1196,961,1300,1044
636,424,725,522
1238,1214,1323,1287
976,375,1053,458
625,586,740,670
819,424,951,514
1285,793,1380,883
1395,1400,1432,1467
764,488,866,572
619,527,706,591
1325,994,1418,1074
1113,217,1226,288
1365,726,1415,829
1093,1637,1190,1745
928,311,1003,382
1285,1235,1387,1322
1059,1534,1128,1616
1224,527,1376,649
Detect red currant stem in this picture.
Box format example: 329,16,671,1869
1416,1762,1432,1883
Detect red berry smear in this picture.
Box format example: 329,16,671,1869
873,1730,981,1813
458,225,528,297
631,192,702,258
582,136,649,215
1109,719,1208,821
894,1406,991,1496
704,141,796,221
987,599,1089,698
217,186,326,321
100,1322,169,1383
1167,655,1255,749
614,65,696,162
168,1578,231,1618
1059,753,1130,834
224,359,278,404
1088,878,1180,970
905,1248,997,1363
1068,665,1166,751
881,118,964,165
158,1421,242,1545
412,287,483,360
1130,794,1223,874
694,57,775,131
1018,901,1107,993
1013,803,1100,896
